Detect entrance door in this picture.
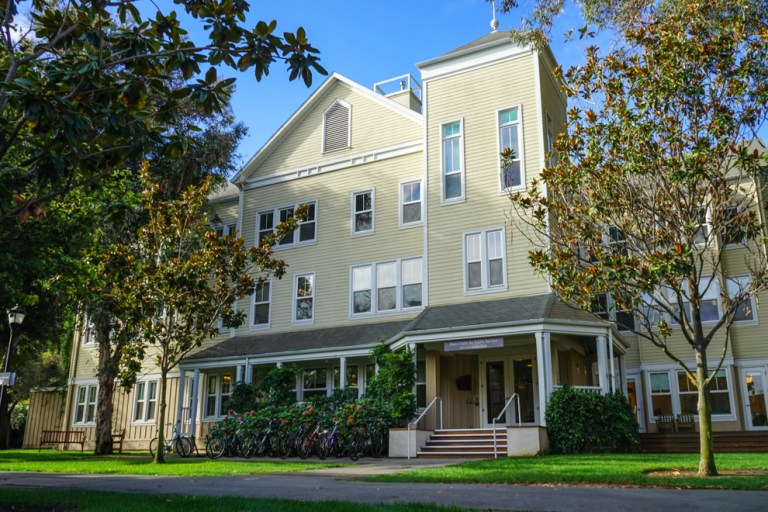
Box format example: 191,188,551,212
480,357,535,427
741,368,768,430
626,375,646,433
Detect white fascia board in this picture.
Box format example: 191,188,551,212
640,358,735,372
243,141,423,190
179,346,377,370
419,44,532,82
233,72,422,185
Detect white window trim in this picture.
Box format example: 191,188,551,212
203,372,234,420
463,228,508,294
250,279,272,330
132,379,158,424
214,223,237,238
321,98,352,154
82,317,96,345
440,119,465,204
399,179,423,228
255,200,318,249
349,257,424,318
645,366,736,423
72,381,98,426
351,189,374,237
292,272,316,326
496,105,526,193
300,366,330,400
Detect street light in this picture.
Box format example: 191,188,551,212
1,305,25,412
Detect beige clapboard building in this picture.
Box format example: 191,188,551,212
25,29,768,453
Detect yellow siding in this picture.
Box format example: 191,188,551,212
212,197,239,229
253,82,421,176
425,53,550,305
23,388,67,448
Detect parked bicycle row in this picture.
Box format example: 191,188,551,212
204,417,387,460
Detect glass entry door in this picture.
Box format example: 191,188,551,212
742,368,768,430
480,357,536,427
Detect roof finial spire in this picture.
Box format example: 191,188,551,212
490,0,499,32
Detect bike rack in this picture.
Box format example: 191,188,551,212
407,396,442,459
492,393,521,459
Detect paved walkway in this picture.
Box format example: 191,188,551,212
1,458,766,511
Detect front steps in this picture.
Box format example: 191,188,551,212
417,428,507,458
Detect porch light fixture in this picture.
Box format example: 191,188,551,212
7,305,25,327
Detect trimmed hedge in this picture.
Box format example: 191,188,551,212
545,386,639,454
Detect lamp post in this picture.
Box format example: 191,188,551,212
1,305,25,413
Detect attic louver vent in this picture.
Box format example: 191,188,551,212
323,101,350,153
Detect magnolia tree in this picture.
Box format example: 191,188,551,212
112,166,304,463
509,2,768,476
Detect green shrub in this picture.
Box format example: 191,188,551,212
545,386,639,454
365,343,416,427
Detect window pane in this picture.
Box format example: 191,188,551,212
355,211,372,232
354,290,371,313
616,309,635,331
296,298,313,320
353,266,371,291
679,393,697,415
378,287,396,311
402,258,422,285
500,107,518,124
468,262,482,289
711,391,732,415
487,231,503,259
502,161,521,188
377,262,396,287
445,173,461,199
651,395,673,416
299,222,315,241
650,372,670,393
677,372,696,392
254,303,270,324
403,203,421,223
298,275,313,296
442,122,459,138
466,234,481,261
404,283,422,308
489,258,504,286
278,208,294,245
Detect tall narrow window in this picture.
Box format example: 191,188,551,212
402,258,423,308
219,375,232,416
353,191,373,234
294,273,315,323
722,205,746,246
649,372,673,417
377,262,397,312
499,107,522,189
465,229,506,292
727,275,755,322
74,384,97,424
205,375,218,417
442,121,463,200
694,207,710,245
258,211,274,245
323,100,351,153
352,266,372,314
401,181,422,225
134,381,157,422
252,280,271,328
278,207,295,246
299,202,316,242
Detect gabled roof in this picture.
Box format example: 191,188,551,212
207,181,239,203
231,72,423,184
417,30,519,69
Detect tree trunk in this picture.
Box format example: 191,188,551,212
696,349,718,476
153,369,168,463
94,317,118,455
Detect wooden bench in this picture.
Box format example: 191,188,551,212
39,430,85,452
112,428,126,454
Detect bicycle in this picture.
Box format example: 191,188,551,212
205,426,255,459
297,421,323,459
149,424,193,458
318,420,348,460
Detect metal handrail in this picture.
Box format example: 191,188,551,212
492,393,521,459
407,396,443,459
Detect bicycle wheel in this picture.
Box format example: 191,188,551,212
206,435,227,459
297,435,312,459
370,430,384,458
317,433,330,460
239,434,257,459
348,432,364,461
182,436,196,457
149,437,158,458
174,437,192,457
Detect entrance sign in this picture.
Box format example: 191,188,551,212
444,337,503,352
0,372,15,386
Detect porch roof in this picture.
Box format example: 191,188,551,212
183,319,412,363
403,293,609,333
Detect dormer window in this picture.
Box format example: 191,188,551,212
323,100,351,153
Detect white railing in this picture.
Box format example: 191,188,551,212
553,385,602,393
407,396,443,459
373,74,423,101
492,393,521,459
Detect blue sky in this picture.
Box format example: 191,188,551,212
151,0,594,165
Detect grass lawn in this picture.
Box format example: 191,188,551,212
0,449,339,476
365,452,768,490
0,488,477,512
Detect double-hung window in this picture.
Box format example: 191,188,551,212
351,258,423,316
726,275,756,322
352,190,373,234
649,372,673,417
465,229,506,292
649,368,733,421
591,292,636,332
333,365,359,395
499,107,522,190
302,368,328,398
679,279,720,323
401,180,422,225
74,384,97,425
694,207,710,246
294,273,315,324
442,121,463,201
251,280,271,328
215,224,236,237
722,204,747,246
205,374,233,418
257,201,317,247
133,381,157,422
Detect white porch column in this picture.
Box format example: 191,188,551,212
339,356,347,389
596,335,609,395
409,343,417,397
620,355,628,394
176,368,186,431
608,330,616,393
535,331,549,426
244,358,252,384
236,365,243,383
189,369,201,438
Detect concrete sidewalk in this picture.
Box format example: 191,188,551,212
1,458,766,511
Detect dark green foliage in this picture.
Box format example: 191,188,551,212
365,343,417,427
257,366,299,407
545,386,639,454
